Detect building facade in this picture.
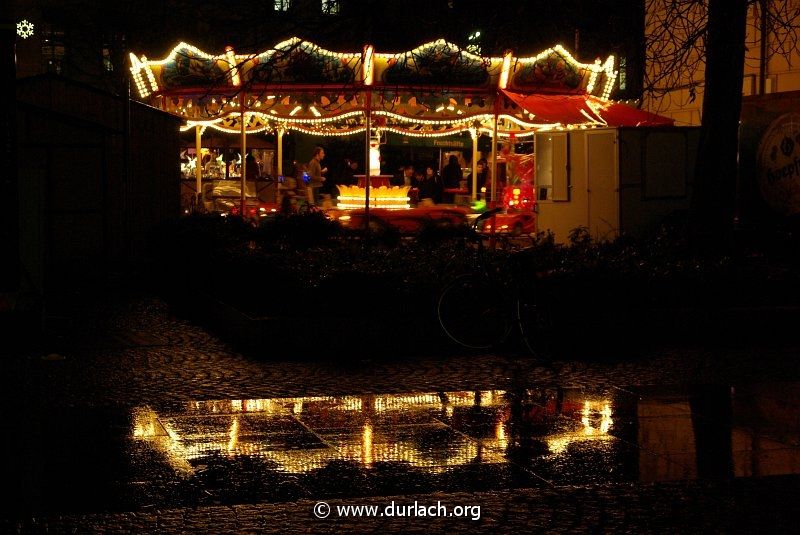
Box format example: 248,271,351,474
642,0,800,125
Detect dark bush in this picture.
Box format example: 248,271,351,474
148,211,800,324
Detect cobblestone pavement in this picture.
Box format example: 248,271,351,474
3,287,800,533
6,476,800,534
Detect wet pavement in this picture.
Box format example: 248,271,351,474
3,288,800,532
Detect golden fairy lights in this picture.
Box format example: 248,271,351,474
225,46,241,86
363,44,374,86
336,185,411,209
130,37,629,144
499,50,513,89
129,37,617,99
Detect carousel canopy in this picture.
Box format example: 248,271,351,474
129,38,669,137
501,91,674,128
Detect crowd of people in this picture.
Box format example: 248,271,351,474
277,147,493,213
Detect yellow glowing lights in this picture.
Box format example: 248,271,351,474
132,392,615,476
225,46,241,86
499,50,513,89
228,417,239,451
336,185,411,209
16,20,34,39
132,39,628,136
362,422,374,466
363,44,374,86
131,38,613,102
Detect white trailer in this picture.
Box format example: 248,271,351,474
534,127,700,242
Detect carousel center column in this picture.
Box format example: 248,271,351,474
195,125,203,210
362,44,375,229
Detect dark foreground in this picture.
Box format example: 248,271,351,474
2,287,800,533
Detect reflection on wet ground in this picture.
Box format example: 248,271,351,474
9,383,800,514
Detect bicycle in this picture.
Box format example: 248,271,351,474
436,208,556,356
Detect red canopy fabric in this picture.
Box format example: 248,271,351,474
501,90,674,128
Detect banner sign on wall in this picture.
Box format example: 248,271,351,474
757,113,800,215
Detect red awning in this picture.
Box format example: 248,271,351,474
501,90,674,128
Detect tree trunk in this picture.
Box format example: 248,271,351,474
691,0,749,241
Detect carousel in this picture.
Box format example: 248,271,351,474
129,37,671,217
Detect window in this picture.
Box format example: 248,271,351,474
618,56,626,91
102,47,114,72
535,132,569,201
42,25,66,74
322,0,339,14
467,30,481,55
274,0,290,11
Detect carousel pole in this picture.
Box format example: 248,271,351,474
470,128,478,202
364,90,371,230
362,44,374,233
195,125,203,211
491,105,499,206
493,50,512,208
276,126,284,176
240,92,247,218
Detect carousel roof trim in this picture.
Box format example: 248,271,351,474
127,38,677,136
129,37,618,99
177,107,595,137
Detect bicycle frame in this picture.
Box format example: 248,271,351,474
437,207,554,356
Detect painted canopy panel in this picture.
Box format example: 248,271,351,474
510,49,593,94
380,41,491,87
248,40,361,85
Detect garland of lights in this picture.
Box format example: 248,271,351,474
176,104,608,136
148,37,620,137
130,37,616,99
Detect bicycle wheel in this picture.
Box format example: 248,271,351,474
438,275,512,349
516,290,556,358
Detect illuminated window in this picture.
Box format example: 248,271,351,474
322,0,339,14
102,47,114,72
467,30,481,55
274,0,290,11
618,56,627,91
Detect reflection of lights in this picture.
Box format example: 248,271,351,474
581,401,591,432
581,400,613,435
228,417,239,452
132,408,192,472
362,422,373,466
135,391,514,474
495,421,507,450
132,408,165,438
547,399,614,455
